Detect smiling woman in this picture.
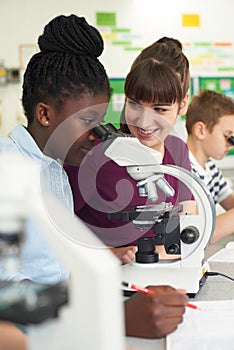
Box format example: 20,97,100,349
65,51,194,262
124,58,186,152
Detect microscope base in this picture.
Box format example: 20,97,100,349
122,260,209,296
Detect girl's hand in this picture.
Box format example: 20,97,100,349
109,246,137,264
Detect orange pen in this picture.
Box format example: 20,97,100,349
122,281,200,310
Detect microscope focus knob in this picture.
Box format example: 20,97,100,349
180,226,200,244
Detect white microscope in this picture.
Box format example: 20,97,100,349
0,153,125,350
93,123,216,296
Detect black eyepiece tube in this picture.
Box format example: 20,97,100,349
92,123,110,139
228,135,234,146
93,123,121,141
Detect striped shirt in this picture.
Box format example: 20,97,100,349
189,151,232,204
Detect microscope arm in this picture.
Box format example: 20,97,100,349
121,164,216,295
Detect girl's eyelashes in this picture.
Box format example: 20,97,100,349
128,102,165,114
83,118,94,125
128,100,143,110
81,115,103,125
153,107,167,113
127,99,171,113
224,132,233,140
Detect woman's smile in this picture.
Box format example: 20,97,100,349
137,126,160,138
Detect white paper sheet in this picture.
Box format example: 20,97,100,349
166,300,234,350
208,247,234,262
207,242,234,262
225,242,234,249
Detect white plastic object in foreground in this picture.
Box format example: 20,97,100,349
0,153,125,350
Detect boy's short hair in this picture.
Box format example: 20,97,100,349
186,90,234,134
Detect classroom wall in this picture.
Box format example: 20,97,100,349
0,0,234,138
1,0,234,77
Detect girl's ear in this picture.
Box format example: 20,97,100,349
35,102,51,127
178,92,190,116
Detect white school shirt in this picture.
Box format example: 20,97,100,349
0,125,73,284
189,151,232,205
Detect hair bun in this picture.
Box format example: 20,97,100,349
156,37,183,51
38,14,104,58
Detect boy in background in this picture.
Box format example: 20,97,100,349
186,89,234,243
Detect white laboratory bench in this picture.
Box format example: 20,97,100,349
125,235,234,350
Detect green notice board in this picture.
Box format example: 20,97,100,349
105,78,125,128
199,77,234,98
189,77,194,98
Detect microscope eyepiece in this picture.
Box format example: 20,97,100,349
92,123,120,141
228,135,234,146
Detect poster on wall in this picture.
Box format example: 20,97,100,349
199,77,234,98
182,42,234,77
106,78,125,127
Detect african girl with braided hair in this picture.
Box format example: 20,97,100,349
0,14,188,341
0,14,110,285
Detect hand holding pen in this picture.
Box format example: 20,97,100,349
124,284,190,338
122,282,200,310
